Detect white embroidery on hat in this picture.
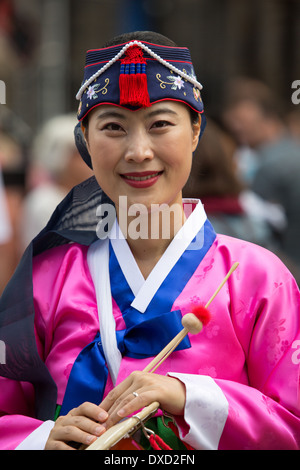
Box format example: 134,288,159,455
76,40,203,101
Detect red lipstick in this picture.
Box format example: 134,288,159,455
121,171,163,188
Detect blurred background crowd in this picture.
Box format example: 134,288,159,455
1,0,300,294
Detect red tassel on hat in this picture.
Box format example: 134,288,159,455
119,45,150,107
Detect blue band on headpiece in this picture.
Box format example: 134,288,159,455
76,41,204,121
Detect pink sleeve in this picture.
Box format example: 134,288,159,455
0,243,97,450
0,378,44,449
217,274,300,449
217,378,300,449
170,243,300,450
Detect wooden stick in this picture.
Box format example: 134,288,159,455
143,329,187,373
143,262,239,373
204,262,239,308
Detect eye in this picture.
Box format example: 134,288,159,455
102,122,124,132
151,120,171,129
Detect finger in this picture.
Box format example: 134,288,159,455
116,389,154,419
100,386,141,421
71,402,108,424
99,376,134,412
46,404,108,450
100,370,149,414
103,389,154,430
47,424,98,449
67,414,106,438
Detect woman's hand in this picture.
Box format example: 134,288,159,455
44,402,108,450
45,372,186,448
99,370,186,430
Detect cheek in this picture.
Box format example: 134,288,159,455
162,133,193,171
91,159,113,190
89,139,117,174
92,156,112,174
164,149,192,192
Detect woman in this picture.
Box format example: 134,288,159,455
0,31,299,450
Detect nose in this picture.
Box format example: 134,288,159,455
124,129,154,163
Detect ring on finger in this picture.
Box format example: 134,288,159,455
132,391,139,398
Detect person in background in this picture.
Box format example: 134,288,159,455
0,107,29,294
183,118,286,251
21,114,93,248
223,77,300,272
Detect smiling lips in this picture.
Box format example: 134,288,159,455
121,171,163,188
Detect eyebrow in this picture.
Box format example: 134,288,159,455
95,106,178,121
146,107,178,118
95,110,126,120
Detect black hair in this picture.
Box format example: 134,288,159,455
102,31,177,48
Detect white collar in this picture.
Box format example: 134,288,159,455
109,199,207,313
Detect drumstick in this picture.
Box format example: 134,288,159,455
143,262,239,373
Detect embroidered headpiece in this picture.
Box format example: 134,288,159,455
76,40,204,119
75,40,206,168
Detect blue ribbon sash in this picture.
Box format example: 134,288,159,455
60,309,190,415
60,220,216,415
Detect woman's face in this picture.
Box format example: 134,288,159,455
84,101,201,213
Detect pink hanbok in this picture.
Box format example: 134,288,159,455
0,200,299,450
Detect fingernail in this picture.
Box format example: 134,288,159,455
86,435,96,444
95,425,105,435
98,411,108,421
117,408,125,417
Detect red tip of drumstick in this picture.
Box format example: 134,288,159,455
191,305,212,326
